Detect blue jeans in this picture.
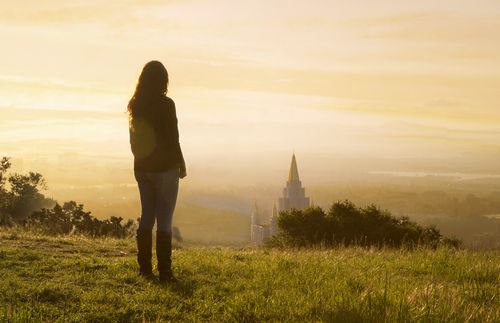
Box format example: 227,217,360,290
134,169,179,233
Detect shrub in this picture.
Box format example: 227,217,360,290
268,200,462,249
28,201,135,238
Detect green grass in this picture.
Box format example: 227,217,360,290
0,229,499,322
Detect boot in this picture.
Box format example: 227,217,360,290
136,229,154,278
156,231,176,283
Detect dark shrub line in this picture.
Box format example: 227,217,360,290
27,201,134,238
268,200,461,249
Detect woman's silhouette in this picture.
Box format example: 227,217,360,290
128,60,186,283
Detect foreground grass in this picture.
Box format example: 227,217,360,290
0,229,499,322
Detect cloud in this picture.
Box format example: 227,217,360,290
0,74,119,94
346,11,500,46
0,1,152,25
0,107,121,121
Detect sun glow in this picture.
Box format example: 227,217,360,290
1,0,499,193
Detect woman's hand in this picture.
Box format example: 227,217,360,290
179,164,187,179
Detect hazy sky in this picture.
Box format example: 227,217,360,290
1,0,500,188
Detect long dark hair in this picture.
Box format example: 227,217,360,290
127,60,169,125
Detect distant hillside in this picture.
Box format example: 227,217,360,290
42,194,251,245
173,203,249,245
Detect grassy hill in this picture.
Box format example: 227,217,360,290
1,229,499,322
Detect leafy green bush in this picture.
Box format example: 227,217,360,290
268,200,462,249
28,201,135,238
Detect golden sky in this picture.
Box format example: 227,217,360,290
1,0,500,187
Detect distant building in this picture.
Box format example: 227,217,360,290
251,153,310,245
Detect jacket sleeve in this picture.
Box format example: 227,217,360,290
166,99,185,168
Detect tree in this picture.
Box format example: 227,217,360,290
0,157,135,238
0,157,55,224
0,157,13,226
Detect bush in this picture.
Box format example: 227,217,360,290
267,200,462,249
28,201,135,238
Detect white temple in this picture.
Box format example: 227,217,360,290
251,153,310,245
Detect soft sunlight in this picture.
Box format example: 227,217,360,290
1,0,499,205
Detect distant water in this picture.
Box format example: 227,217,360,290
369,171,500,181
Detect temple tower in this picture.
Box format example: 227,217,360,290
250,153,310,245
278,153,310,211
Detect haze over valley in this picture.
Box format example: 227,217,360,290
1,0,500,246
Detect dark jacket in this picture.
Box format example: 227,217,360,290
129,96,185,172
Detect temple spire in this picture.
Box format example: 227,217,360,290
288,153,300,182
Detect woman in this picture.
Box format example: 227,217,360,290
128,60,187,283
